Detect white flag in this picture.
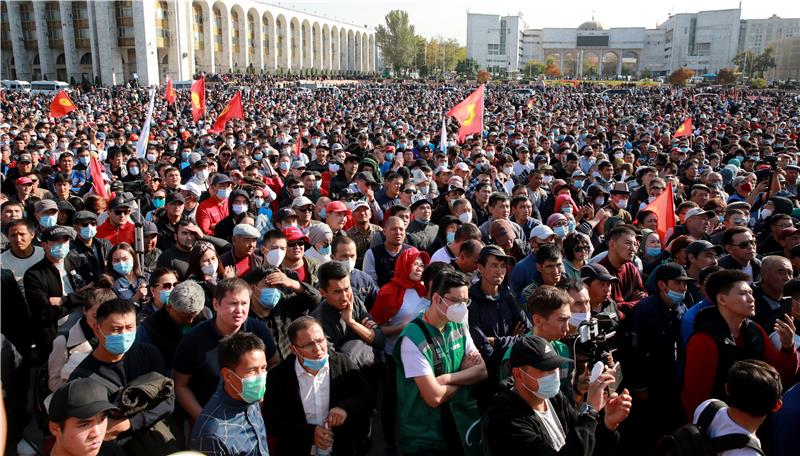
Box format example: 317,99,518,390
439,117,447,153
135,88,156,159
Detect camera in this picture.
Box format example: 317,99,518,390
575,311,619,366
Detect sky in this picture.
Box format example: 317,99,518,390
270,0,800,43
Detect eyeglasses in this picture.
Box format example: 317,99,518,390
288,240,305,248
114,209,131,216
442,296,471,307
159,282,178,290
294,337,328,351
574,245,590,252
295,206,313,212
730,239,756,249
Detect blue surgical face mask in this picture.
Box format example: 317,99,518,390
561,206,573,214
666,289,685,305
318,244,331,256
385,152,394,161
216,187,231,200
253,153,263,161
521,369,560,400
79,156,90,166
574,180,584,189
279,161,290,171
302,353,329,371
101,330,136,355
40,214,58,229
259,287,281,309
152,197,165,209
645,246,662,257
128,166,140,176
319,208,326,220
159,289,171,305
553,225,568,238
80,225,97,240
446,231,456,244
113,259,134,275
49,242,70,260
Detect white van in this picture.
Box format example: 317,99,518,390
173,80,195,91
1,80,31,93
30,80,70,95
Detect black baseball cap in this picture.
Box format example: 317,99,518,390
478,244,515,265
686,240,724,256
581,263,618,282
165,192,185,205
509,335,570,371
654,263,695,282
48,378,118,422
41,225,76,242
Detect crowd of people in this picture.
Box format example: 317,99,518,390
2,73,800,456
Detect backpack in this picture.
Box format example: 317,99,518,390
652,400,764,456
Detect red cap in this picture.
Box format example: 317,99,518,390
326,200,349,214
16,176,33,185
282,226,309,244
128,134,139,141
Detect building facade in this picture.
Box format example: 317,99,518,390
1,0,377,86
467,8,800,77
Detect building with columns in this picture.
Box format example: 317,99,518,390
1,0,377,86
467,8,800,78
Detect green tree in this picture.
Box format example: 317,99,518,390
733,48,776,78
455,58,479,77
640,68,652,79
523,60,546,78
375,10,418,76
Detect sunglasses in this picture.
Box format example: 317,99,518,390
574,245,590,252
288,240,305,248
730,239,756,249
159,282,178,290
403,189,417,194
296,206,314,212
114,209,131,216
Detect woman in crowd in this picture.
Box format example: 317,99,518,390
106,242,149,302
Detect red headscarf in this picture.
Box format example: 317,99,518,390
370,247,429,325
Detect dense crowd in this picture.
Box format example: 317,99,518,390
2,74,800,456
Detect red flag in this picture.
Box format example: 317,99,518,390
190,77,206,122
674,118,693,138
295,132,303,158
639,182,676,247
164,76,176,105
88,154,109,200
49,90,77,118
208,92,244,133
447,85,485,142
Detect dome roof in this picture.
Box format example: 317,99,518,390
578,21,605,31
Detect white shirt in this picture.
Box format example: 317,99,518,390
384,289,428,354
535,399,567,451
1,246,44,296
294,357,331,427
430,245,456,264
54,261,73,296
693,399,762,455
400,321,478,378
513,161,536,177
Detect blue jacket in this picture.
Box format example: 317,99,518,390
510,253,541,304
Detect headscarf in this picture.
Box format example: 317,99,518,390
638,229,659,256
370,247,429,325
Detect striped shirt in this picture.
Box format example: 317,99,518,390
190,386,270,456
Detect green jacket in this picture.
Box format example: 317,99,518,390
394,315,470,454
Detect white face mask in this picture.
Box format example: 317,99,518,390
436,296,468,323
292,187,304,198
197,169,209,180
201,261,218,276
341,259,356,273
569,312,589,328
232,203,248,215
266,248,285,267
458,212,472,224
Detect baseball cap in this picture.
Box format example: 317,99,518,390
409,198,432,212
35,199,59,213
779,227,800,240
233,223,261,238
326,200,349,213
275,207,298,224
686,240,724,256
41,225,76,242
684,207,715,220
291,196,314,208
166,192,185,205
509,335,571,370
211,174,232,186
107,196,131,210
282,226,309,244
355,171,378,186
654,263,695,282
581,263,618,282
530,225,555,241
18,153,32,163
48,378,119,423
142,220,159,236
350,200,370,211
16,176,33,185
291,160,306,170
478,244,515,265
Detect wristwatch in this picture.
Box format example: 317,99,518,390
578,402,599,421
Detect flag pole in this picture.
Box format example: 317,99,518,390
479,83,485,150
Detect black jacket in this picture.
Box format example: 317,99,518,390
718,254,762,282
23,256,93,360
68,237,112,282
483,382,619,455
263,352,375,456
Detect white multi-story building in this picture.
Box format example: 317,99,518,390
1,0,377,86
467,8,799,77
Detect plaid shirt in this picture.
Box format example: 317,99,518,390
190,386,270,456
